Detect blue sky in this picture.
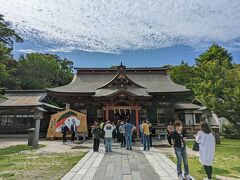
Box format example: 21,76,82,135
1,0,240,67
13,40,240,68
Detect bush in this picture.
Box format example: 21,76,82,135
221,122,240,139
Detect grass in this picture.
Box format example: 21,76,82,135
170,138,240,179
0,145,87,180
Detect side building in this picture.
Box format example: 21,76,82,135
0,90,61,136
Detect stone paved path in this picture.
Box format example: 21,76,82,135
62,144,194,180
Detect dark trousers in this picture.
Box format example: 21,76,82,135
174,147,189,176
149,134,152,147
71,132,76,142
117,132,121,142
93,139,100,152
120,133,126,147
63,133,67,143
204,165,212,179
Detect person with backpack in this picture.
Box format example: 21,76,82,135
196,121,215,180
61,123,69,144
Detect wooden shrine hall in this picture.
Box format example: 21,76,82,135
47,63,202,136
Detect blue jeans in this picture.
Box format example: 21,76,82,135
105,137,112,152
125,134,132,149
143,134,150,150
140,132,144,144
174,147,189,176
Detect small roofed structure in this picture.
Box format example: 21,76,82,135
0,90,62,136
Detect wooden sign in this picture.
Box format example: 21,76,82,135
47,109,87,138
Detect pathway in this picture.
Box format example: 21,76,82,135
62,144,193,180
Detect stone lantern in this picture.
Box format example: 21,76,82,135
32,107,45,147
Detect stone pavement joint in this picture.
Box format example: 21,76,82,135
62,144,195,180
61,147,104,180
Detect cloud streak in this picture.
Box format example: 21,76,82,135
0,0,240,53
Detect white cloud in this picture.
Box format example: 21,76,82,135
17,49,39,54
0,0,240,53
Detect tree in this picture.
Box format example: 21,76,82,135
189,44,234,117
0,43,13,85
169,60,195,86
0,14,23,47
169,44,240,131
0,14,23,92
17,53,73,89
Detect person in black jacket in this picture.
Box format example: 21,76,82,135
168,120,191,180
61,123,69,144
92,121,102,152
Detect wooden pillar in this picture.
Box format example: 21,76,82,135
106,109,109,121
135,107,139,136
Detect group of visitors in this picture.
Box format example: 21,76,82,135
168,120,215,180
61,121,77,144
91,119,153,152
61,117,215,180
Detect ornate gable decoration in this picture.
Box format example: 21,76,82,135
97,63,145,89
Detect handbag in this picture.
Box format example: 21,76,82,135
192,141,199,151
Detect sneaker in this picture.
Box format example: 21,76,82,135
178,174,184,180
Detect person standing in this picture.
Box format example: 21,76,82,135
124,120,134,150
61,123,69,144
196,121,215,180
104,121,114,152
71,120,77,142
112,122,117,142
142,120,150,151
168,120,191,180
92,121,101,152
119,121,126,147
116,120,121,143
146,119,153,147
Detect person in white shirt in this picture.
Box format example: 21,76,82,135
196,121,215,180
104,120,114,152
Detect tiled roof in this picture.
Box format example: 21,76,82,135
0,90,62,110
174,103,202,110
47,71,190,94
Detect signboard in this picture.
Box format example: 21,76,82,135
47,109,87,138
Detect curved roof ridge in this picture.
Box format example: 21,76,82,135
97,70,146,89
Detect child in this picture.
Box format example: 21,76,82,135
167,120,191,180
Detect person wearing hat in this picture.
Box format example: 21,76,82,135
103,120,114,152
